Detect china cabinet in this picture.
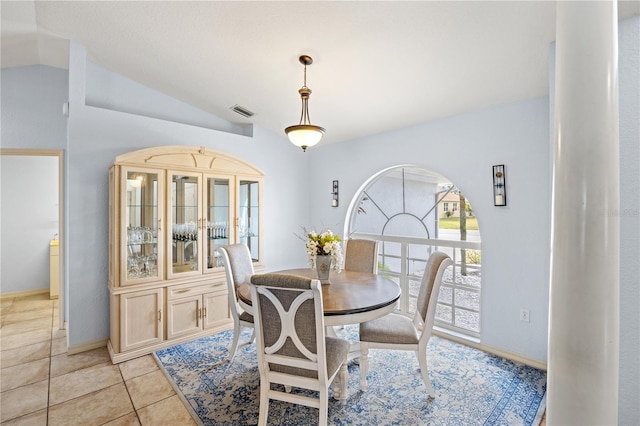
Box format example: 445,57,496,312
108,146,264,363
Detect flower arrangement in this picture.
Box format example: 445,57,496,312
305,229,343,272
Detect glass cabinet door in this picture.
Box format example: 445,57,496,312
238,179,260,262
122,168,163,284
169,172,201,277
204,176,233,272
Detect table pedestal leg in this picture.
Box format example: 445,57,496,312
326,326,361,400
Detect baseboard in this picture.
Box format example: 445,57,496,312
432,329,547,371
481,343,547,371
67,338,109,355
0,288,49,299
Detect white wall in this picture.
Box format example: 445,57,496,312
0,156,59,293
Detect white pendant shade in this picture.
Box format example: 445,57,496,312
285,124,325,151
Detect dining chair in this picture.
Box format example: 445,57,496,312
220,244,255,361
359,251,452,399
343,239,379,274
249,273,350,426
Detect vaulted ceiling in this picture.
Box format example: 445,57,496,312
2,1,638,145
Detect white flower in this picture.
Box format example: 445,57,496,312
302,228,344,272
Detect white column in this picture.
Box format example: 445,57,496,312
548,2,619,425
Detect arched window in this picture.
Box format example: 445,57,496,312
346,166,482,339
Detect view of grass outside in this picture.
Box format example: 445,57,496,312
438,217,479,230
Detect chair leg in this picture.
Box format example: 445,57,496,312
360,343,369,389
258,381,269,426
319,388,329,426
339,362,348,405
416,347,435,398
238,325,255,348
227,321,241,361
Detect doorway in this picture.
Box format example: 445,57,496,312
0,149,64,330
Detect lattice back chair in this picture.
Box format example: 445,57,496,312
343,239,379,274
220,244,255,361
359,251,452,399
249,274,350,426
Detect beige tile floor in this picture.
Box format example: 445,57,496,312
0,293,196,425
1,293,547,426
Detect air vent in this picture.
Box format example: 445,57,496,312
230,104,254,118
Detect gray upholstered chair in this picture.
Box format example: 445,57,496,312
359,251,452,399
220,244,255,361
249,273,350,426
343,239,379,274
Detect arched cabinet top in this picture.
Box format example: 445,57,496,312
114,145,263,176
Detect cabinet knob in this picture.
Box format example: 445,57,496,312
203,308,207,318
158,310,162,321
157,218,162,231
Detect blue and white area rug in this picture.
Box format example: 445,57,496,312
155,327,546,426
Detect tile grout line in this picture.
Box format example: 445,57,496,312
115,355,143,425
47,300,55,426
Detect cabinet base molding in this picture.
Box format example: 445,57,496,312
108,321,233,364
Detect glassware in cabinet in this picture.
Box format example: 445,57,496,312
238,179,261,262
121,167,164,285
168,172,202,277
204,176,233,271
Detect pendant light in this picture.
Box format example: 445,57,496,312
285,55,325,152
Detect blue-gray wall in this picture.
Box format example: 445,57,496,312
1,65,67,294
1,65,67,149
616,16,640,425
0,156,58,293
310,96,552,364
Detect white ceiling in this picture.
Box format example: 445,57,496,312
2,1,638,145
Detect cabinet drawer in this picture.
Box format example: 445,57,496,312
167,281,226,300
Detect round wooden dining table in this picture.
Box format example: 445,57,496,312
237,268,401,327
